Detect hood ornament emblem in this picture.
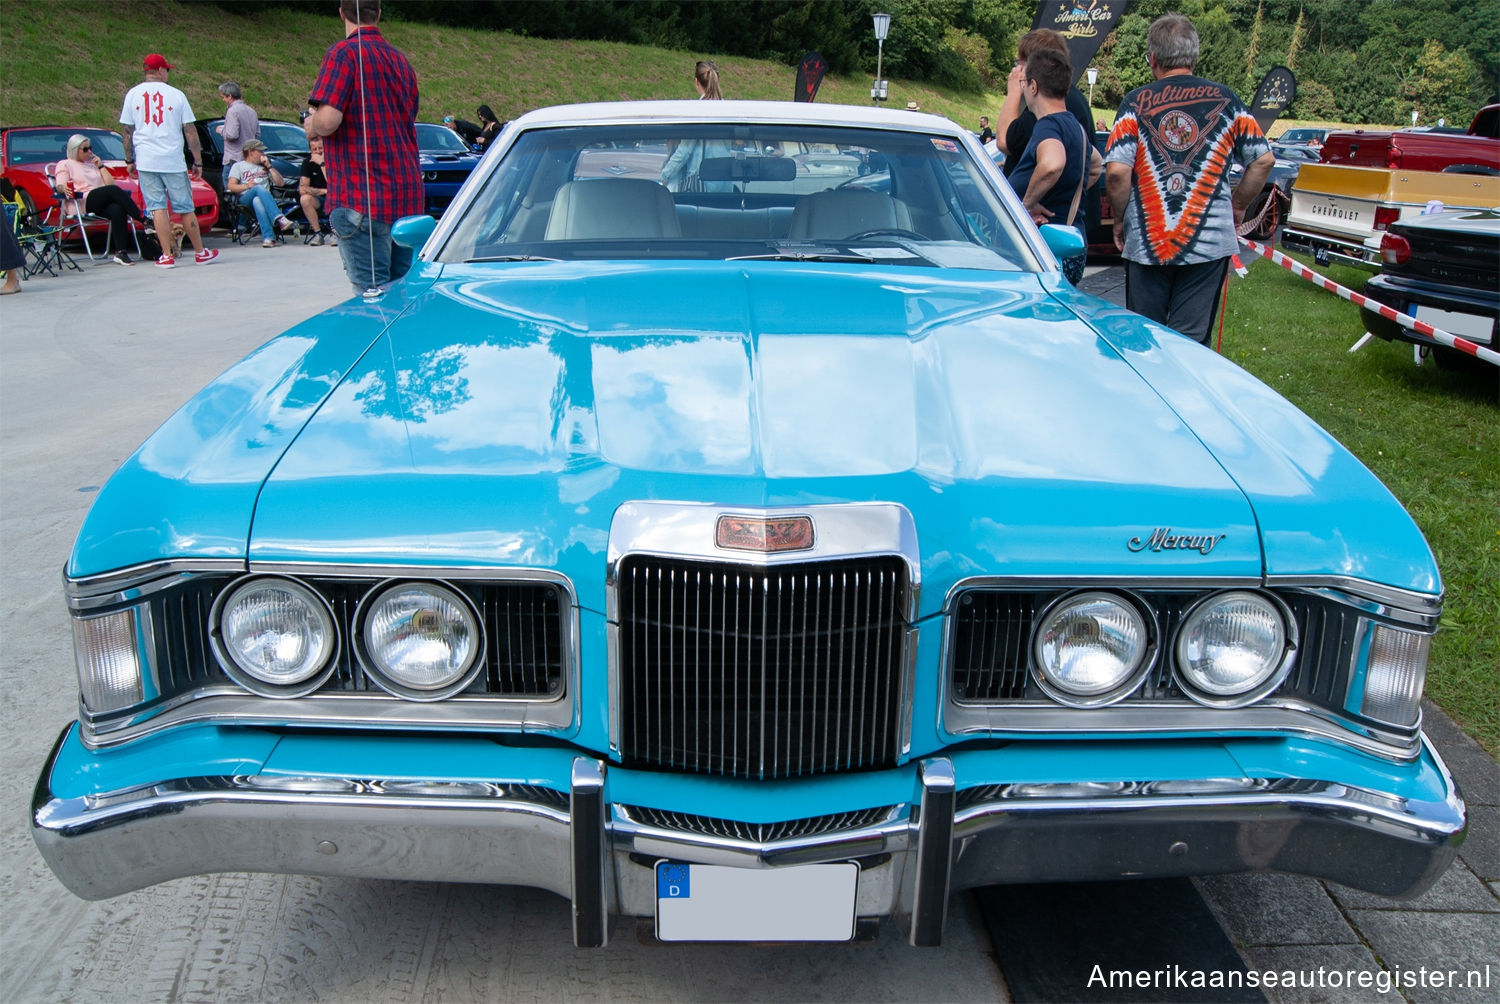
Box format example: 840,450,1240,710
1128,527,1226,556
716,515,815,553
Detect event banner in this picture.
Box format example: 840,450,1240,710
1250,66,1297,134
794,52,829,102
1030,0,1134,87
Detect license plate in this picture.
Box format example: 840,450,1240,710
655,861,858,942
1411,303,1494,344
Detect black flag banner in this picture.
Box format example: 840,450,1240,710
1250,66,1297,135
1030,0,1134,88
794,52,829,102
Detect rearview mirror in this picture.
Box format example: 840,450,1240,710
699,156,797,182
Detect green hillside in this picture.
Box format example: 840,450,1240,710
2,0,1355,138
2,0,1008,131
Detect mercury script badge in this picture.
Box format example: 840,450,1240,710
715,514,815,553
1127,527,1226,555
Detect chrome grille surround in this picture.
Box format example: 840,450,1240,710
607,502,920,780
66,560,578,748
617,804,902,843
941,576,1441,760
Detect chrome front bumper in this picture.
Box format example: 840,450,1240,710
32,730,1466,948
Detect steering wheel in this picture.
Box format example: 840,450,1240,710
843,228,928,242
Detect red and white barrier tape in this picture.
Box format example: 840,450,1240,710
1236,237,1500,367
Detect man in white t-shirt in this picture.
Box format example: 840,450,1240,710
120,53,219,268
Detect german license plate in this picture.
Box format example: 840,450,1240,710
1412,303,1494,345
655,861,857,942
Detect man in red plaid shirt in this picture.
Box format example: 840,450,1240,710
305,0,423,294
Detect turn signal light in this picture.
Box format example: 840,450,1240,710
1373,206,1401,231
1379,232,1411,265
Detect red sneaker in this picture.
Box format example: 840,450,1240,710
154,254,176,269
195,248,220,265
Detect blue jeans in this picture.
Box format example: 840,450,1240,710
330,207,413,294
238,186,281,238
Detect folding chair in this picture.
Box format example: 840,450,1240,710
7,191,81,277
44,164,112,262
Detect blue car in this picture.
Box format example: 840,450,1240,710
32,101,1463,947
415,121,482,217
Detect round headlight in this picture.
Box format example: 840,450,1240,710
1175,591,1291,705
1032,591,1151,706
214,577,337,695
359,582,482,700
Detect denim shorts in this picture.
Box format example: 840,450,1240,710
136,170,194,214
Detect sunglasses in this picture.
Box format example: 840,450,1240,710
80,145,92,151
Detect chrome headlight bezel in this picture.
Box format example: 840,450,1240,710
354,580,485,701
1173,590,1297,708
209,575,340,697
1030,590,1155,708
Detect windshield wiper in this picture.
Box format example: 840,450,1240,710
465,254,564,263
729,248,884,263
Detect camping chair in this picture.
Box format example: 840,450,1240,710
44,163,112,263
6,190,81,277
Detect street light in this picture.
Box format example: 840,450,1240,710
1086,66,1098,111
872,12,891,106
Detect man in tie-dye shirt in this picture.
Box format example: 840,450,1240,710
1105,14,1274,346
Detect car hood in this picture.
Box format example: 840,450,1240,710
251,261,1279,610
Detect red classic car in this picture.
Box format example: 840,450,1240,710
1,125,219,231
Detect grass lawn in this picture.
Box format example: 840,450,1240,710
1219,251,1499,754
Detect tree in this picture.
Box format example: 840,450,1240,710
1401,40,1483,127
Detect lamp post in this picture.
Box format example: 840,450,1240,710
872,12,891,106
1086,67,1098,112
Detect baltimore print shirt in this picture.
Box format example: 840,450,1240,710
1105,75,1270,266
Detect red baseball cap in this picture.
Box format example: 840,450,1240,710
143,54,174,70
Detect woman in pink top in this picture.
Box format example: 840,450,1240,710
55,134,147,264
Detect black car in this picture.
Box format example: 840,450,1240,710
1359,208,1499,368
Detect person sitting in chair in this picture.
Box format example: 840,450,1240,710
54,134,148,265
299,137,335,246
227,139,294,248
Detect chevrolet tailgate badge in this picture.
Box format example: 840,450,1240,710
715,514,815,553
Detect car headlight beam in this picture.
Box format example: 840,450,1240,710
1174,591,1294,707
1031,591,1153,707
356,581,483,701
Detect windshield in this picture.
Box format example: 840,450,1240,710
417,123,470,153
6,128,127,164
436,123,1038,271
260,121,309,154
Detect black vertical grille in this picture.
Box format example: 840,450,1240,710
617,555,909,779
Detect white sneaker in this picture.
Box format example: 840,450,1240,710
262,239,276,248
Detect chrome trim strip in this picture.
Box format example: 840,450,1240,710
570,758,609,948
908,758,955,947
942,575,1264,613
247,562,576,589
939,703,1422,760
65,559,245,610
80,690,578,749
944,574,1442,622
1267,579,1443,625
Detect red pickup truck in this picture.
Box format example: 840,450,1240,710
1319,104,1500,174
